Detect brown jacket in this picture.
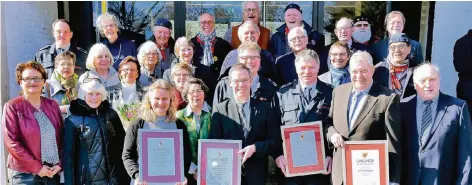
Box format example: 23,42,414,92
231,23,270,50
323,82,402,185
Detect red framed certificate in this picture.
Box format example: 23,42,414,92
281,121,326,177
197,139,242,185
342,140,389,185
138,129,184,184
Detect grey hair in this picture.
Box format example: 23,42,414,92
335,17,354,28
137,41,162,67
237,21,260,39
385,11,406,29
287,26,308,39
229,63,251,81
96,13,121,36
294,49,320,65
85,43,113,70
78,80,108,101
412,62,440,82
198,13,215,22
241,1,260,12
349,51,374,68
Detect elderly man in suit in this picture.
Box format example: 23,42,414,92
373,33,416,100
209,63,280,185
324,51,402,185
401,63,472,185
273,49,333,185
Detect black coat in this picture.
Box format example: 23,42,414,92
274,52,296,87
454,29,472,117
122,118,192,181
209,97,281,185
63,99,129,185
35,43,87,78
191,36,232,78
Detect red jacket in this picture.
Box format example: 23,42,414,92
2,96,63,174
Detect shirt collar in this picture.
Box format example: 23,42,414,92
300,81,317,91
251,74,260,92
416,94,439,107
185,102,211,117
55,43,71,52
351,81,373,95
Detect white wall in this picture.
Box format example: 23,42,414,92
431,2,472,97
3,1,57,98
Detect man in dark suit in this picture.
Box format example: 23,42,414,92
209,63,280,185
324,51,401,185
373,33,416,100
453,29,472,118
273,49,333,185
401,63,472,185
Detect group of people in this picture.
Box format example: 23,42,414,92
2,1,471,185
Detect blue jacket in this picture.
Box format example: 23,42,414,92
274,52,296,87
371,37,423,66
102,36,137,71
270,21,325,59
401,93,472,185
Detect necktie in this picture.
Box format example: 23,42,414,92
348,92,363,130
421,100,433,145
303,87,312,101
58,48,65,54
238,103,249,138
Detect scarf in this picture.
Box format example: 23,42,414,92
53,71,78,105
158,43,168,61
196,30,216,66
329,63,351,87
388,59,409,90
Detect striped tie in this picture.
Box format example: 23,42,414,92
420,100,433,145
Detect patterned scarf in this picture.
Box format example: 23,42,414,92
197,30,216,66
158,43,168,61
53,71,78,105
388,59,409,90
329,62,351,87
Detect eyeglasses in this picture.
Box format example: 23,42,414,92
199,21,214,26
355,24,369,28
83,78,101,84
102,24,116,29
57,63,74,67
244,8,258,13
145,52,159,56
330,52,348,57
289,36,306,43
335,26,352,31
389,44,408,51
22,77,43,83
188,89,204,95
239,56,260,60
121,69,138,73
174,73,190,78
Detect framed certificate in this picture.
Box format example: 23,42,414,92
281,121,326,177
138,129,184,184
197,139,242,185
342,140,389,185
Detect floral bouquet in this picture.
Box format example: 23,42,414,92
116,102,140,130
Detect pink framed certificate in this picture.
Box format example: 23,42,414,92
197,139,241,185
281,121,326,177
138,129,184,184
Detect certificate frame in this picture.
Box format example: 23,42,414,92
342,140,389,185
281,121,326,177
138,129,184,184
197,139,242,185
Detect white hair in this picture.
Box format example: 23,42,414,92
85,43,113,70
336,17,354,28
241,1,260,12
96,13,121,36
413,62,440,82
137,41,161,66
237,21,260,41
295,49,319,65
287,26,307,39
78,79,108,101
349,51,374,68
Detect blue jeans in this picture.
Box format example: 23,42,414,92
8,169,60,185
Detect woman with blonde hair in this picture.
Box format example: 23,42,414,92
63,79,129,184
122,79,190,185
137,41,163,87
78,43,120,97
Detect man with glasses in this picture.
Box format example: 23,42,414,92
319,41,351,87
209,63,280,185
213,42,277,108
273,49,333,185
270,3,325,59
371,11,424,66
191,13,232,78
35,19,87,78
150,18,175,73
223,1,271,50
319,17,370,76
274,26,314,86
373,33,416,100
219,21,276,82
352,16,380,47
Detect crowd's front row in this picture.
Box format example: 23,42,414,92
3,43,471,185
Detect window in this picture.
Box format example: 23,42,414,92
264,2,314,34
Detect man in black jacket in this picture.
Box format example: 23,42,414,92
453,29,472,117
